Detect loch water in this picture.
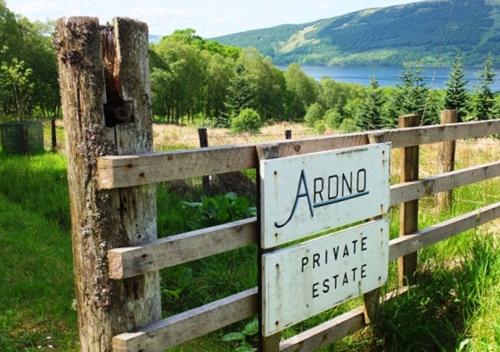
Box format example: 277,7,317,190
278,65,500,91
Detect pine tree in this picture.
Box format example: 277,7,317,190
444,54,468,121
474,54,496,121
386,65,438,126
357,79,385,130
221,64,253,127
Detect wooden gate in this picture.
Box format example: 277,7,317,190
56,17,500,352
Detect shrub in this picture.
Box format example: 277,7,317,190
182,192,256,229
230,108,263,133
313,120,326,133
339,118,359,132
304,102,324,127
324,108,342,129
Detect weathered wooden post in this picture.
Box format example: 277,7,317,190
436,109,458,212
362,132,384,324
198,127,211,194
257,146,281,352
398,114,420,286
55,17,161,351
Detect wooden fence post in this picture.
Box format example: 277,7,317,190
55,17,161,352
398,114,420,286
198,127,211,194
436,109,458,212
51,118,57,152
362,133,384,324
285,129,292,140
257,146,281,352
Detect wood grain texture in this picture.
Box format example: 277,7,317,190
363,133,383,326
112,288,258,352
110,202,499,352
279,308,366,352
97,120,500,189
108,217,257,279
256,145,282,352
279,287,409,352
398,114,420,287
436,109,458,211
390,161,500,206
56,17,160,352
107,162,499,279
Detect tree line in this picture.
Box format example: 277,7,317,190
0,0,497,134
151,30,498,132
0,1,59,122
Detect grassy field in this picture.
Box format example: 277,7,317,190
0,132,498,351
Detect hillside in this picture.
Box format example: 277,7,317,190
215,0,500,66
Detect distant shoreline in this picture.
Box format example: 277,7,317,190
276,64,500,91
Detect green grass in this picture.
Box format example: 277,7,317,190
0,153,77,351
0,151,498,351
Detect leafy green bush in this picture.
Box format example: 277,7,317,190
324,108,342,129
230,108,263,133
339,118,359,132
304,102,324,127
183,192,256,229
222,318,259,351
313,120,326,133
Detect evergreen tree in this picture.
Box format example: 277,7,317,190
221,64,253,127
474,54,496,120
444,54,468,121
386,65,438,126
357,79,384,130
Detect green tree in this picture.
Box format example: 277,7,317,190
230,108,262,133
386,65,438,126
222,64,254,127
473,54,496,120
237,48,286,120
304,102,324,127
444,54,468,121
0,3,59,121
318,78,366,118
153,33,207,123
356,79,385,130
324,108,342,129
203,53,233,121
0,58,34,119
284,63,318,120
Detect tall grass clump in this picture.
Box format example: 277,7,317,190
374,233,499,351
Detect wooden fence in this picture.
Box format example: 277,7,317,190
56,17,500,352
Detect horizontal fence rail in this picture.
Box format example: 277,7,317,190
97,120,500,189
108,161,500,279
109,218,257,279
279,287,410,352
113,288,258,352
111,201,500,352
390,161,500,206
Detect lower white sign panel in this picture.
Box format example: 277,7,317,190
262,219,389,336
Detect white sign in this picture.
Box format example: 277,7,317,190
260,143,390,248
262,219,389,336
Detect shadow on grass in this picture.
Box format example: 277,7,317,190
373,235,498,351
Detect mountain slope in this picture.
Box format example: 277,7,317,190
215,0,500,66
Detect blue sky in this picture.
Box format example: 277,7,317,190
7,0,427,37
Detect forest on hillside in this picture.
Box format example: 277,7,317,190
0,1,499,136
216,0,500,67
